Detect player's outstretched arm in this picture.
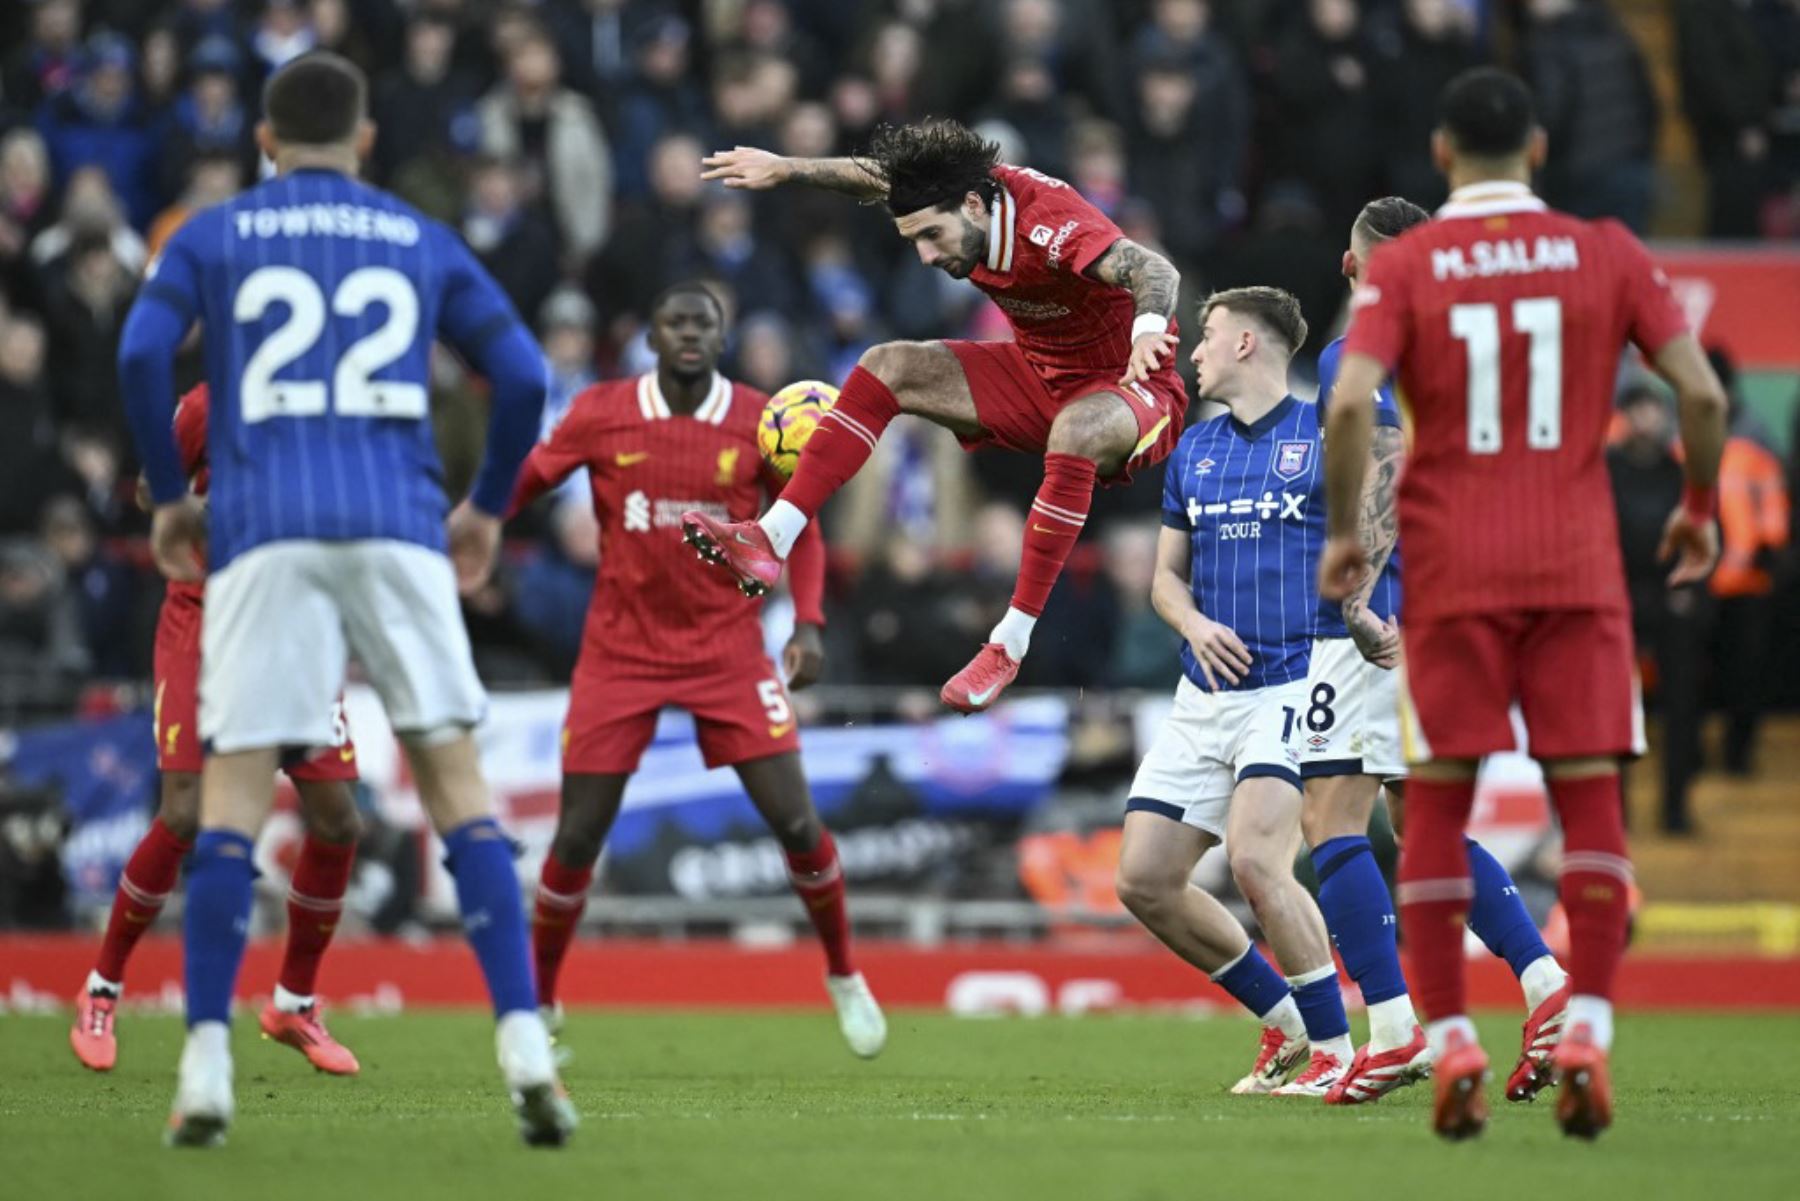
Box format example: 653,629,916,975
1085,239,1181,385
1652,331,1730,585
1318,352,1385,602
1341,423,1404,668
701,147,887,200
1151,525,1250,691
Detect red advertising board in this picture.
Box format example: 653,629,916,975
5,936,1797,1015
1656,245,1800,368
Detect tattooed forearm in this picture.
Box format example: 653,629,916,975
789,157,888,200
1087,238,1180,319
1341,424,1405,620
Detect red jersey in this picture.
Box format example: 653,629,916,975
510,372,826,672
970,164,1172,389
1343,183,1689,622
166,384,211,605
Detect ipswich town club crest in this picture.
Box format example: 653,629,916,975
1275,440,1312,480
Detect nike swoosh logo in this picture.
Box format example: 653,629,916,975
615,452,650,466
768,721,795,738
1032,525,1058,534
733,531,762,546
966,685,1000,706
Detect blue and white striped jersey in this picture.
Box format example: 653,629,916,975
1161,395,1326,692
121,168,544,570
1313,335,1403,635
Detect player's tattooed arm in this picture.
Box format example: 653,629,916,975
1089,239,1181,384
701,147,887,201
1341,424,1405,668
1086,239,1179,319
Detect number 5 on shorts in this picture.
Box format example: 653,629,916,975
759,678,793,737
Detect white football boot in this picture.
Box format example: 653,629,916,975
826,972,887,1059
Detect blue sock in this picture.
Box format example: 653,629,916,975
1464,837,1553,979
1312,836,1409,1005
183,830,256,1027
1210,946,1292,1019
1291,970,1351,1043
443,818,537,1017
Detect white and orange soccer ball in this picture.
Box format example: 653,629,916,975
757,380,839,481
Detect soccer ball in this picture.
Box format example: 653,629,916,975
757,380,839,481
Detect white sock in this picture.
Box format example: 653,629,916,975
990,607,1036,660
86,970,121,997
495,1009,556,1088
1426,1015,1479,1060
273,983,313,1014
758,500,808,559
1315,1033,1355,1063
1520,955,1568,1012
1261,994,1307,1041
184,1019,232,1064
1367,994,1419,1053
1566,994,1614,1050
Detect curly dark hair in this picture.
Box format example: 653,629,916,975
859,120,1002,216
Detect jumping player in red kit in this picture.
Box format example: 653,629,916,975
70,385,364,1076
687,120,1186,713
1319,69,1728,1141
508,284,886,1058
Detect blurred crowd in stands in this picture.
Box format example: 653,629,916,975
0,1,1797,822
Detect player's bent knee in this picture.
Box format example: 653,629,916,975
298,784,363,844
1227,847,1282,907
1114,866,1179,919
158,774,202,842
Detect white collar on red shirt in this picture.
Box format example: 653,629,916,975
1436,181,1548,220
985,187,1017,274
638,371,731,424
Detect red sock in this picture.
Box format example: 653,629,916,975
532,854,594,1007
1395,777,1478,1023
1547,773,1632,1001
279,835,357,998
786,829,854,977
781,366,900,517
94,818,191,985
1011,453,1097,617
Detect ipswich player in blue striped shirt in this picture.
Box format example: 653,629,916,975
1116,287,1354,1097
118,53,573,1148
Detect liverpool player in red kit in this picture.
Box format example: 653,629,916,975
509,285,885,1058
688,121,1185,712
1319,69,1727,1140
71,386,364,1076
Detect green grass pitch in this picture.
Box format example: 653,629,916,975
4,1011,1795,1200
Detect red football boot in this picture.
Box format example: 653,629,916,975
1230,1026,1309,1095
1553,1023,1613,1140
940,643,1021,714
1325,1026,1433,1105
259,1001,361,1076
1506,982,1571,1102
70,989,118,1072
681,511,783,598
1430,1028,1491,1141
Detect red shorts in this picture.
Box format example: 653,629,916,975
562,653,801,774
152,592,359,782
1397,609,1641,762
945,340,1186,484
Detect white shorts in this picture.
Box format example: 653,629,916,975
201,540,487,752
1126,675,1307,837
1298,637,1407,782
